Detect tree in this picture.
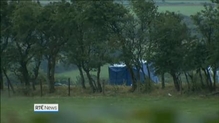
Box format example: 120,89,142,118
0,0,17,90
191,2,219,91
82,0,129,92
130,0,158,92
102,2,142,92
118,14,138,92
0,1,17,93
152,11,190,92
37,1,71,93
65,0,129,93
1,1,41,94
10,1,42,93
63,1,87,89
1,43,16,93
0,0,10,90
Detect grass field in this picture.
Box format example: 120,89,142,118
1,94,219,123
156,0,208,15
158,5,204,15
55,64,110,82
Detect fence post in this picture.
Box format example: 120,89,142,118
68,78,70,96
40,79,43,97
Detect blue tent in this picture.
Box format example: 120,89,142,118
108,63,159,86
215,67,219,83
217,71,219,83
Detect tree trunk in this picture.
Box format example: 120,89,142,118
40,79,43,97
198,69,204,88
20,61,30,88
47,56,56,93
179,75,182,95
3,68,15,93
134,64,140,92
147,26,152,89
184,72,190,90
202,68,210,88
92,78,97,90
127,64,137,92
206,69,213,92
78,65,86,89
0,55,3,90
146,63,151,86
171,72,180,92
68,78,70,96
32,60,41,91
102,79,105,95
135,65,141,82
82,60,96,92
32,81,36,91
188,73,195,91
37,0,40,4
213,68,217,91
161,72,165,89
85,70,95,93
96,65,102,92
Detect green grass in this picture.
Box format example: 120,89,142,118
158,5,204,15
1,95,219,123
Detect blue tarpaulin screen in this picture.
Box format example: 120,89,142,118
108,66,132,86
108,63,159,86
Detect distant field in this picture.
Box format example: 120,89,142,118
158,5,204,15
1,96,219,123
38,0,206,16
156,0,210,2
55,64,110,82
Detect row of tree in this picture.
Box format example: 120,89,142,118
0,0,219,94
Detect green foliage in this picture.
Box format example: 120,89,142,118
150,11,192,91
191,1,219,90
62,0,129,92
152,11,189,74
10,2,41,64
